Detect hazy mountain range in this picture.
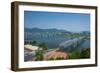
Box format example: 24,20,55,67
24,28,71,33
24,28,90,41
24,28,90,34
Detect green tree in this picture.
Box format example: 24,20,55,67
24,41,30,45
56,57,64,60
69,51,80,59
49,57,55,60
38,43,48,50
35,51,44,61
80,48,90,58
31,41,37,46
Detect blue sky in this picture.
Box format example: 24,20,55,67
24,11,90,32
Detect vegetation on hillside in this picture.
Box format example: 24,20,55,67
35,50,44,61
69,48,90,59
24,40,90,61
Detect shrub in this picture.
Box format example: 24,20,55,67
80,48,90,58
49,57,55,60
35,51,44,61
38,43,48,50
69,51,80,59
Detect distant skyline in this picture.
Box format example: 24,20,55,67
24,11,90,32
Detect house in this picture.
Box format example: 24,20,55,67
24,44,43,52
44,50,69,60
24,44,42,61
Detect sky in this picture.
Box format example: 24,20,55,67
24,11,90,32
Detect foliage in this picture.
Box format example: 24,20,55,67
80,48,90,58
31,41,37,46
24,41,30,44
35,51,44,61
38,43,48,50
69,48,90,59
69,50,80,59
49,57,64,60
56,57,65,60
49,57,55,60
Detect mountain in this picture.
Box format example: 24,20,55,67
24,28,90,41
25,28,71,33
78,31,90,36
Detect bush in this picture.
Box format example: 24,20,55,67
38,43,48,50
69,51,80,59
35,51,44,61
69,48,90,59
56,57,65,60
49,57,55,60
80,48,90,58
24,41,30,44
31,41,37,46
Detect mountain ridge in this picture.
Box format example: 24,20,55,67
24,28,71,33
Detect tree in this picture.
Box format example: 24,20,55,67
31,41,37,46
24,41,28,45
49,57,55,60
69,51,80,59
35,51,44,61
24,41,30,45
80,48,90,58
56,57,64,60
38,43,48,50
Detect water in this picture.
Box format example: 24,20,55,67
24,37,90,61
25,36,90,50
25,36,70,49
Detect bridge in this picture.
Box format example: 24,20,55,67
59,37,85,52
